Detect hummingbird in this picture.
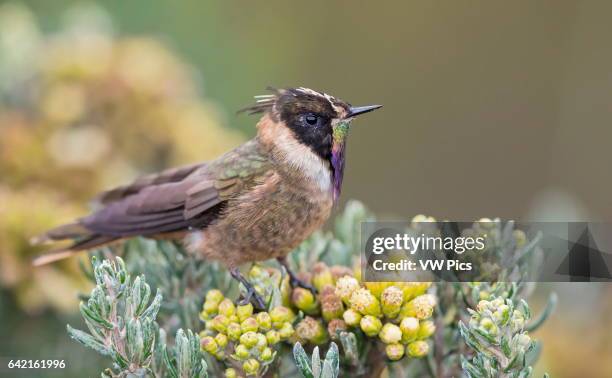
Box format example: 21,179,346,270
32,87,381,308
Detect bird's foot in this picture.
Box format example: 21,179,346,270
289,275,318,294
230,267,266,310
238,286,266,310
276,257,318,295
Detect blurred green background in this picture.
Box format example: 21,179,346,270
0,1,611,377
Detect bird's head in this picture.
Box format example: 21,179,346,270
242,87,381,202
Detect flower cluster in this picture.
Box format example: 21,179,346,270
199,289,296,377
199,261,437,375
333,277,436,361
277,262,437,361
460,296,534,378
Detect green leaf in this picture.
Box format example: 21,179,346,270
519,299,531,320
526,292,557,332
501,337,512,358
293,342,314,378
339,332,359,366
321,360,335,378
79,301,113,330
324,342,339,378
66,325,109,356
311,346,321,378
141,290,163,320
163,344,178,378
461,355,484,378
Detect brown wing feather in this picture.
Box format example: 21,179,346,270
95,163,204,205
83,176,223,236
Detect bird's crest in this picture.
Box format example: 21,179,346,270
239,87,348,118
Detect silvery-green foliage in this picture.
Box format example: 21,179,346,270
163,329,208,378
459,296,535,378
67,256,208,377
68,256,162,377
293,342,340,378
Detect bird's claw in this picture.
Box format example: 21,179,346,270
277,256,318,295
239,286,266,310
230,267,266,310
290,276,318,295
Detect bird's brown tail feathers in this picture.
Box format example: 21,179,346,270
31,222,118,266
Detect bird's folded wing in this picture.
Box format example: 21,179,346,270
93,162,205,205
81,145,270,236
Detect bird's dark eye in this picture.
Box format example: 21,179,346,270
305,114,318,125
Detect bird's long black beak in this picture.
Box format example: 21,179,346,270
347,104,383,118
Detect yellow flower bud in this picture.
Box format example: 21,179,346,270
477,218,495,229
417,320,436,340
227,322,242,341
234,344,250,360
248,265,265,280
400,294,435,320
312,262,334,292
280,275,292,307
236,303,254,322
242,358,260,376
513,229,527,248
476,299,490,312
360,315,383,337
364,282,389,298
270,306,295,327
241,317,259,334
381,286,404,318
411,214,435,226
385,343,405,361
239,331,259,348
407,340,429,358
225,368,238,378
515,333,532,351
205,289,224,304
413,282,432,297
379,323,402,344
255,312,272,331
330,266,353,282
495,304,510,322
201,336,219,355
296,316,329,345
397,282,419,302
491,297,504,308
335,276,360,304
278,322,295,340
292,287,319,315
256,333,268,350
400,317,419,343
215,333,229,348
342,308,362,327
202,300,219,316
265,330,281,345
321,286,344,321
350,288,382,317
218,298,236,317
211,315,230,333
479,317,498,336
260,347,274,362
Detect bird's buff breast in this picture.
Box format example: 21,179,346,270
186,172,333,267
